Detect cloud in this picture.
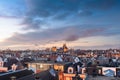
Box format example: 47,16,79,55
22,0,95,30
20,16,45,30
0,0,26,18
22,0,120,30
53,11,71,20
74,44,120,49
84,0,119,10
23,0,81,29
1,24,119,49
65,35,79,41
2,25,107,46
0,0,120,49
67,28,107,41
0,14,20,19
78,10,93,16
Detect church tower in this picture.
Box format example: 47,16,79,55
63,44,68,53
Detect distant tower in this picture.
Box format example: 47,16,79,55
63,44,68,53
51,47,57,52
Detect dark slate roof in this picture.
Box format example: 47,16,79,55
36,70,58,80
17,74,35,80
0,67,58,80
18,69,59,80
0,69,34,80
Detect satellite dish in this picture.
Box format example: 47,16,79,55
56,56,63,62
29,66,36,73
49,68,56,77
74,57,80,63
0,57,3,62
4,58,8,62
16,57,20,61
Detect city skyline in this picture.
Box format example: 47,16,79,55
0,0,120,50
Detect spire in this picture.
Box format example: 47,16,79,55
63,43,68,53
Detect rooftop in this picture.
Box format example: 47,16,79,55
26,61,72,65
87,76,120,80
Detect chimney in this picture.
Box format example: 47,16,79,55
35,75,40,80
10,76,16,80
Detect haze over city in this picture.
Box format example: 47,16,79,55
0,0,120,50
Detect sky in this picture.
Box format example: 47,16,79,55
0,0,120,50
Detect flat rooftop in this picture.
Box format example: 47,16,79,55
87,76,120,80
25,61,72,65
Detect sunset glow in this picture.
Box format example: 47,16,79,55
0,0,120,49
